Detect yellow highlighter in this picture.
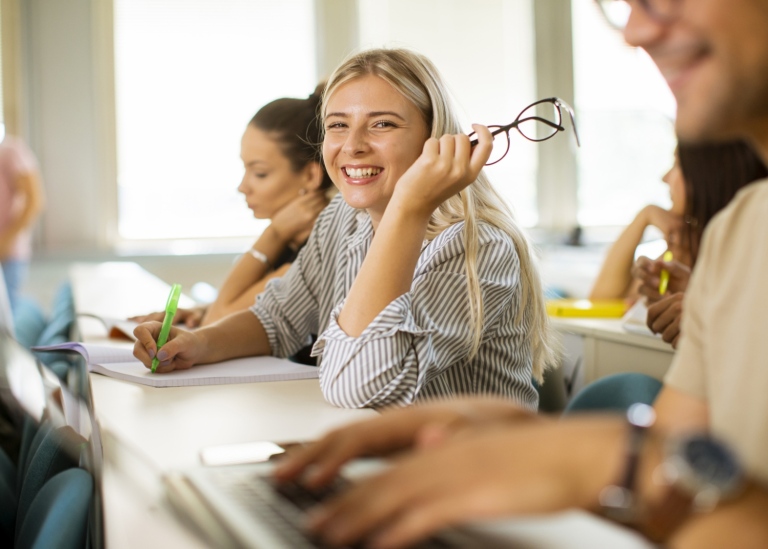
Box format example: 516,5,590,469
658,251,673,295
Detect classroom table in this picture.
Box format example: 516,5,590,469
550,316,675,398
71,261,655,549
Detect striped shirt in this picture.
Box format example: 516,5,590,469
251,194,538,410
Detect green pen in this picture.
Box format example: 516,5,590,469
151,283,182,373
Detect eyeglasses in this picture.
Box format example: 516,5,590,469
595,0,682,30
470,97,580,166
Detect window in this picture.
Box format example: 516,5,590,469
572,0,677,226
357,0,539,226
113,0,317,240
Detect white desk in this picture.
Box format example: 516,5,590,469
71,261,654,549
551,317,675,393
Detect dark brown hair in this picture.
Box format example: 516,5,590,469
679,139,768,262
249,83,332,189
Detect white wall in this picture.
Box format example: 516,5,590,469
25,0,112,252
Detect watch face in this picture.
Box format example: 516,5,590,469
680,436,743,493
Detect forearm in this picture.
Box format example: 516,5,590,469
195,309,271,363
338,200,429,336
3,172,45,241
590,212,649,299
670,483,768,549
212,227,289,306
203,264,289,326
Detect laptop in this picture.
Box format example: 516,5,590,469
164,450,514,549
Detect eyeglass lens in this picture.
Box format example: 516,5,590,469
485,126,511,166
516,101,561,142
596,0,680,30
596,0,631,30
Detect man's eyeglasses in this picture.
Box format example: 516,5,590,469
470,97,580,166
595,0,681,31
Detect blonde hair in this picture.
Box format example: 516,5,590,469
322,48,558,381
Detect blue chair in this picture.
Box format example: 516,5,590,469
12,297,48,350
563,373,663,415
15,468,92,549
0,448,17,547
16,424,79,525
34,283,77,372
35,282,75,350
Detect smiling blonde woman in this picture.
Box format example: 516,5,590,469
133,48,558,410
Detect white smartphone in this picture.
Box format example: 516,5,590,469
199,440,304,467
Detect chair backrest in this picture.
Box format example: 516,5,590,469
0,447,17,547
35,282,75,350
13,297,48,350
563,373,663,415
0,269,14,338
15,468,93,549
16,423,79,527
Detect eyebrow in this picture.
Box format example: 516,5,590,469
324,110,407,121
244,160,268,168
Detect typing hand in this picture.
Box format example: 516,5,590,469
307,417,626,549
129,306,207,328
647,292,684,348
389,125,492,219
133,321,203,372
632,256,691,303
273,397,535,489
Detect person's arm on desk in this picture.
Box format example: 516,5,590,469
133,310,271,373
130,306,208,328
276,387,768,549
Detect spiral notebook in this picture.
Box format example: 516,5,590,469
31,342,318,388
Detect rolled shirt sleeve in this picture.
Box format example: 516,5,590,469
312,222,531,409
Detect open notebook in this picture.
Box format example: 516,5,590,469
31,342,318,388
76,313,139,341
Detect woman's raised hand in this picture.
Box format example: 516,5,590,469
132,321,205,373
390,124,493,218
270,189,328,244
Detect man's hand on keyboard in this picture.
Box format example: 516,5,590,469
304,417,626,549
273,397,540,489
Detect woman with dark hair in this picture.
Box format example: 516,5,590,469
134,84,333,328
589,139,767,304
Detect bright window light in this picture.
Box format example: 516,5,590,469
114,0,317,240
572,0,677,226
357,0,538,226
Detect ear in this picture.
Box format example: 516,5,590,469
302,161,324,191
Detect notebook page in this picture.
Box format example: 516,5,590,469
90,356,318,388
32,342,137,364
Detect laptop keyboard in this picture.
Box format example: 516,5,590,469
208,468,455,548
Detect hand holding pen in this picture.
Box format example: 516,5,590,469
151,284,182,372
132,283,205,373
632,255,692,303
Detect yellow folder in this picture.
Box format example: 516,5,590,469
546,298,628,318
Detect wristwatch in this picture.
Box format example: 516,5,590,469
599,404,745,542
644,433,745,540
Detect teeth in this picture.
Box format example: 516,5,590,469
346,167,381,179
